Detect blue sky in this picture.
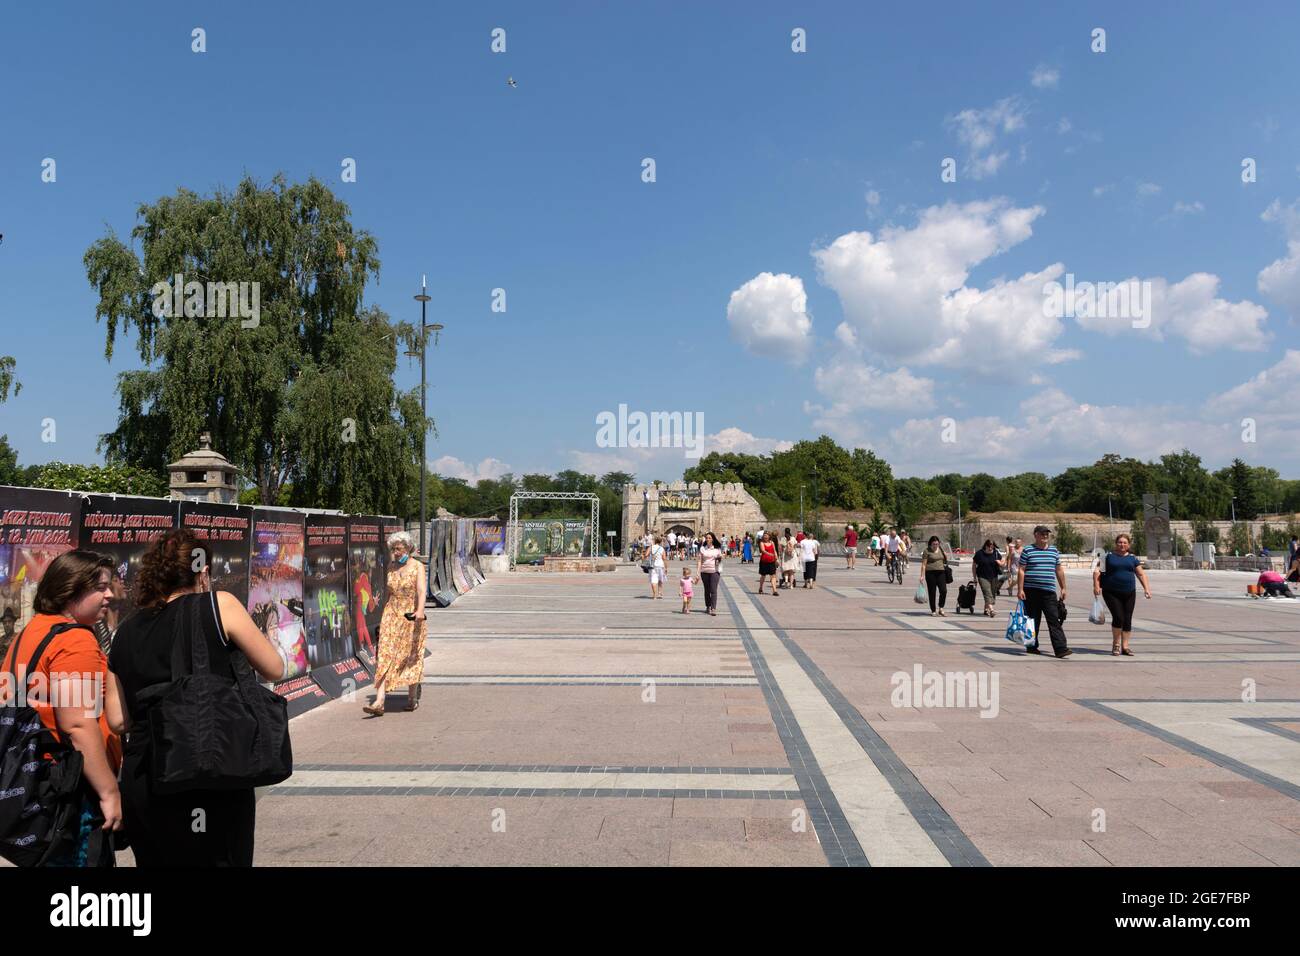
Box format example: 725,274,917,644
3,1,1299,484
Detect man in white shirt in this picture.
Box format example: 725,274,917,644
799,534,820,588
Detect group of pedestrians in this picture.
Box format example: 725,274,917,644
1,526,425,868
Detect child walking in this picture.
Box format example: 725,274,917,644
679,567,696,614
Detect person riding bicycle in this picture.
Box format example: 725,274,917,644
884,530,904,581
898,530,911,570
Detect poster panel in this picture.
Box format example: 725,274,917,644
516,520,555,561
78,494,179,637
562,520,591,557
474,520,505,556
248,511,309,681
179,501,253,604
304,515,351,668
452,520,471,593
347,517,385,662
0,487,81,661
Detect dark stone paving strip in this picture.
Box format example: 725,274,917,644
719,578,867,867
1078,699,1300,801
266,787,805,799
739,581,992,867
294,763,792,774
1234,717,1300,745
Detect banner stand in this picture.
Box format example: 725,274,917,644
311,655,373,699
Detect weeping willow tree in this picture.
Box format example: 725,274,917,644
83,174,427,513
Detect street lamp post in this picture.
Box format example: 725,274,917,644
800,485,805,530
410,276,443,557
956,494,967,554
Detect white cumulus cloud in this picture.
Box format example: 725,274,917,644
1258,198,1300,321
1069,273,1270,353
431,456,512,482
726,272,813,364
811,199,1075,371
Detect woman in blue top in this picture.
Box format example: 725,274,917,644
1091,533,1152,657
741,534,753,564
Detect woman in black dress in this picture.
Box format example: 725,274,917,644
107,529,284,866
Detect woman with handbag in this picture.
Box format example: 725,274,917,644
2,549,125,867
364,531,428,714
919,536,951,616
108,530,286,866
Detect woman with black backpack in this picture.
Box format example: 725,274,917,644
0,549,125,867
107,529,285,866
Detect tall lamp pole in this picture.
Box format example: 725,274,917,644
956,492,962,550
411,276,443,557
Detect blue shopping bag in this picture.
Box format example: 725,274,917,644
1004,600,1036,647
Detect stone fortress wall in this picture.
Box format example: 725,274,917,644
622,481,766,545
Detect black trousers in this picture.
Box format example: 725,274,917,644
925,570,948,610
1102,589,1136,631
1023,587,1068,654
700,571,720,611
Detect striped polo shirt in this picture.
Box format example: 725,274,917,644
1019,544,1060,590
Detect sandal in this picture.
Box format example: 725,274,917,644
362,704,385,717
1121,647,1135,656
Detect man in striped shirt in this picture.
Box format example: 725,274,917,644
1017,525,1071,658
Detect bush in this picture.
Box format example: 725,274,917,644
1191,518,1220,544
948,529,960,549
30,461,168,498
1054,521,1085,554
1127,520,1146,555
1228,522,1250,555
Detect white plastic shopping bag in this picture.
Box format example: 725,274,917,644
1088,595,1107,625
914,582,927,604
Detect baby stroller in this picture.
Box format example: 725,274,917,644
956,582,977,614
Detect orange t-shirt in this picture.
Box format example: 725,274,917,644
2,613,122,772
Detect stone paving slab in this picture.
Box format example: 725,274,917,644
248,562,1299,866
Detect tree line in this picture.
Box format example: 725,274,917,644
685,440,1299,531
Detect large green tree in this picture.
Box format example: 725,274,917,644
83,174,425,513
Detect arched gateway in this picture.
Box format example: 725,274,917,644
622,481,766,546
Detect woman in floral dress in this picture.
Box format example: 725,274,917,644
362,531,427,716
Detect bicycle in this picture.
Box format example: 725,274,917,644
886,551,904,584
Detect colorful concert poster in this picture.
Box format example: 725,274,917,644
0,487,82,661
474,520,505,556
78,493,179,635
304,515,351,668
347,517,385,662
179,501,253,604
248,512,309,681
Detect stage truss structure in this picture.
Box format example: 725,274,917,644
507,491,600,571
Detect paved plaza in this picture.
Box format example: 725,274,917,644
250,563,1300,867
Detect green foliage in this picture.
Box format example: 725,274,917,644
30,461,168,497
1190,517,1220,544
0,436,19,486
1054,521,1085,554
83,174,423,514
1227,522,1250,555
0,357,18,403
1127,520,1145,555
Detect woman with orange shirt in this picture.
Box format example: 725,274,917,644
2,549,125,866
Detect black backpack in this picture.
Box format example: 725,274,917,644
132,593,292,794
0,622,91,867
